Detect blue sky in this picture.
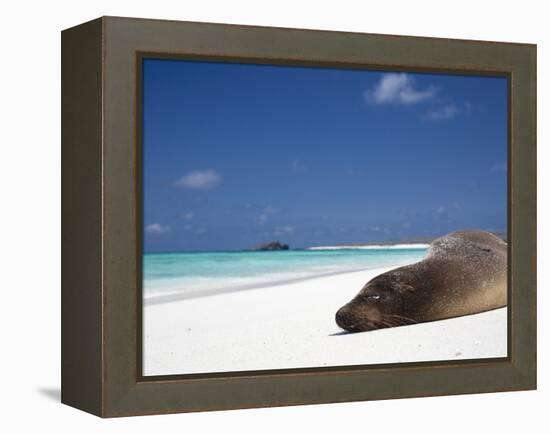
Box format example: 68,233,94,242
142,58,507,252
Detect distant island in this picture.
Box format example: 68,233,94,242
253,241,289,251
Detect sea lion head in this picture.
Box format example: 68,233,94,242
335,271,418,332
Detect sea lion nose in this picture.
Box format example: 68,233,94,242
335,305,354,330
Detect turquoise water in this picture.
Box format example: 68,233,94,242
143,247,428,299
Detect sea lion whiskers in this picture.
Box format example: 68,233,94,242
369,319,391,329
378,315,401,327
386,314,418,325
374,319,393,328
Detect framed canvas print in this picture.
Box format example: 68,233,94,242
61,16,536,417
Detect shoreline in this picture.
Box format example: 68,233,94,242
144,264,397,305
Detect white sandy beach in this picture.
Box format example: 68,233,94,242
143,266,507,376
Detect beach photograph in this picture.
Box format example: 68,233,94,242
141,59,508,376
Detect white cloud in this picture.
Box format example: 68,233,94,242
145,223,171,235
365,73,436,105
424,104,459,121
176,169,221,190
424,101,473,121
183,212,194,220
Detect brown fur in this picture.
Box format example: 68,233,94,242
335,230,507,332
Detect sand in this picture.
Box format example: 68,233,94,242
143,266,507,376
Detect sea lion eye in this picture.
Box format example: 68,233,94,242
396,282,415,292
366,294,381,302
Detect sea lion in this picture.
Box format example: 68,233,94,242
335,230,507,332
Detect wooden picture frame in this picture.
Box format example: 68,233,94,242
61,16,536,417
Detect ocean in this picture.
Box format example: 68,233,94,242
143,246,429,301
